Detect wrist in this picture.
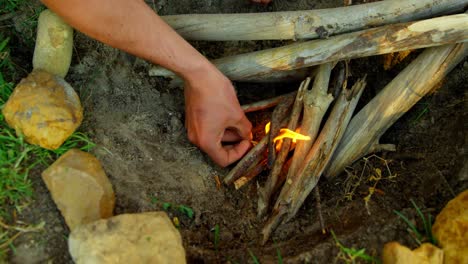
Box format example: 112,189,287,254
179,57,213,83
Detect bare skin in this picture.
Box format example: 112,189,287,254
40,0,263,167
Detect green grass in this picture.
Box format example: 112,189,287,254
0,31,94,258
0,0,25,14
213,224,220,251
150,196,194,220
394,199,437,246
248,249,260,264
331,230,379,264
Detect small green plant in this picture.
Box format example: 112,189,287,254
394,199,437,246
331,230,379,264
248,249,260,264
150,197,194,219
212,224,220,251
410,102,430,125
276,247,283,264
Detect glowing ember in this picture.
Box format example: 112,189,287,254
274,129,310,143
265,122,271,134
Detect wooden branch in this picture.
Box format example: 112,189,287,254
268,95,295,169
150,13,468,82
161,0,467,40
314,186,326,234
262,78,366,244
325,42,468,178
234,159,267,190
223,135,268,185
258,78,310,218
288,63,334,177
149,67,314,87
288,78,366,219
241,92,296,113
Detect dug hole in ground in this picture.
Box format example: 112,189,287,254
6,0,468,263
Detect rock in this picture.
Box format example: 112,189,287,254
382,242,443,264
42,149,115,230
33,9,73,77
432,190,468,264
2,70,83,150
68,212,186,264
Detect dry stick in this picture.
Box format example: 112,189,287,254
268,94,296,169
325,42,468,178
224,117,290,185
314,186,325,234
149,67,313,87
258,78,311,218
234,159,267,190
287,63,335,177
262,78,366,244
224,135,268,185
242,92,296,113
161,0,466,40
150,13,468,83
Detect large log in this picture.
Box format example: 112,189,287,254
161,0,467,41
325,42,468,178
150,13,468,82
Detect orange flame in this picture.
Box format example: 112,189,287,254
264,122,310,143
274,129,310,143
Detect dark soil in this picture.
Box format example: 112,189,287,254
6,0,467,263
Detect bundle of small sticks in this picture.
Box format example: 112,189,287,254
148,0,468,243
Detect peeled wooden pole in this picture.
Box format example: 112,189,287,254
325,42,468,178
162,0,467,41
150,13,468,82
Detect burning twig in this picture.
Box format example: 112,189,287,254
263,77,367,244
241,92,296,113
258,78,311,218
267,94,295,169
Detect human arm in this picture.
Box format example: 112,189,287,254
41,0,252,166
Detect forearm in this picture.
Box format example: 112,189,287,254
41,0,211,81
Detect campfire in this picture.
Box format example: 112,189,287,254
148,0,468,246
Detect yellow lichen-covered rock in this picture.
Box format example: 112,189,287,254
432,190,468,264
33,9,73,78
42,149,115,230
382,242,443,264
68,212,186,264
2,70,83,150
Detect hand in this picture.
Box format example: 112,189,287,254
183,65,252,167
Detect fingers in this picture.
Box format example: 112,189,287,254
222,129,242,142
205,139,252,167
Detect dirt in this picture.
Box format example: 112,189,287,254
6,0,467,263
